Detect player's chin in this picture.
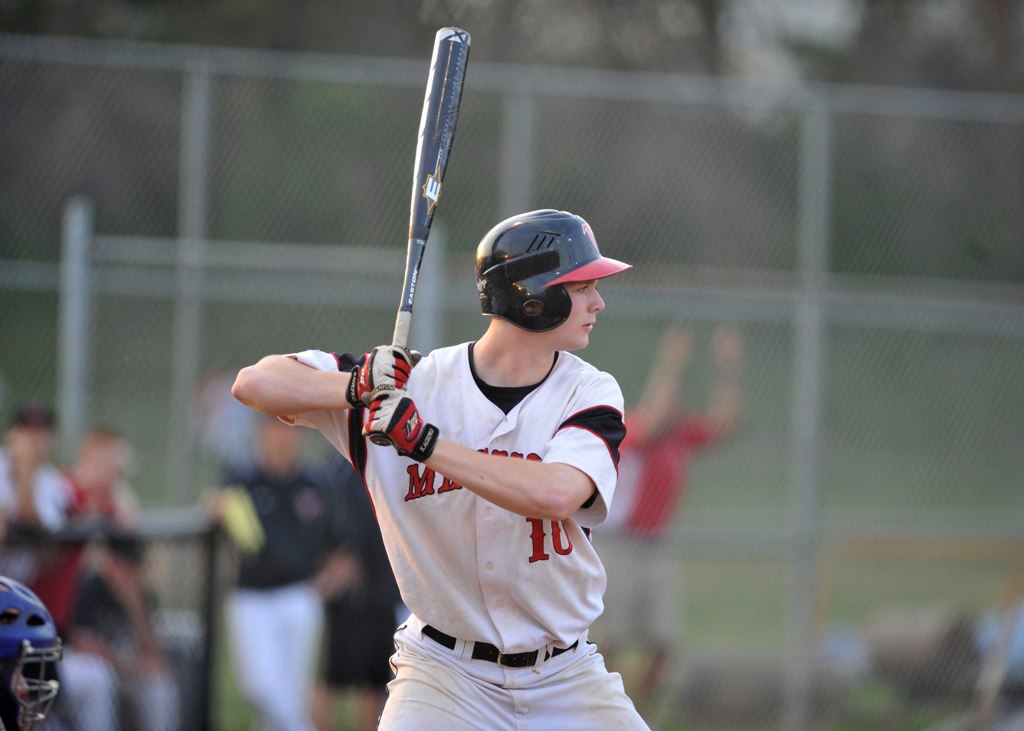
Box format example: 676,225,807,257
564,330,591,352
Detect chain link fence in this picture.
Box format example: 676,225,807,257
2,34,1024,731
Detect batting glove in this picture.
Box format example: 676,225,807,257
363,391,439,462
346,344,416,408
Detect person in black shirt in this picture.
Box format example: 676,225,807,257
211,415,345,731
311,457,403,731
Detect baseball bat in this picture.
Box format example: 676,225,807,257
391,26,471,350
369,27,469,447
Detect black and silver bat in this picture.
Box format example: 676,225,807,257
390,26,471,350
368,27,469,447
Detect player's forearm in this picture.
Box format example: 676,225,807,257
232,355,352,417
425,439,594,521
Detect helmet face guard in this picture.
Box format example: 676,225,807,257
476,209,631,332
6,641,62,730
0,578,62,731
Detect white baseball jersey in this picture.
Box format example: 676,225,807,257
0,448,72,530
289,342,626,654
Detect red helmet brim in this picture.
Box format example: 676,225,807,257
545,256,632,287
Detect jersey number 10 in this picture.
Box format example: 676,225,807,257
526,518,574,563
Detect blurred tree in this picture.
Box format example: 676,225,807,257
828,0,1024,91
2,0,1023,90
2,0,1023,282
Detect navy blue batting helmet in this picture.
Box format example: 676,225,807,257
475,210,630,332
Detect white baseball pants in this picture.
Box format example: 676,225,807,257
379,614,650,731
60,649,179,731
226,583,323,731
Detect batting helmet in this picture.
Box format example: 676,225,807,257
0,577,62,731
476,210,631,332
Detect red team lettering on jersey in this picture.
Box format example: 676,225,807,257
403,450,575,562
404,448,540,501
404,465,466,500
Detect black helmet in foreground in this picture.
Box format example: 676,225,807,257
475,210,631,332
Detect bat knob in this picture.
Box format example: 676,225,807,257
369,434,393,447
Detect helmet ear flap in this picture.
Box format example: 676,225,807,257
522,299,544,316
478,256,572,332
502,281,571,331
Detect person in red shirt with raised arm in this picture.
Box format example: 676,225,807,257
592,322,744,720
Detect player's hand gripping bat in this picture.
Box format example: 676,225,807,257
369,27,470,447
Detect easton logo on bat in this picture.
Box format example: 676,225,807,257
422,160,443,212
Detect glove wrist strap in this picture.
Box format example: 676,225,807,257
409,424,439,462
345,366,363,409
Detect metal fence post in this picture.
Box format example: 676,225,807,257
168,61,212,503
500,91,535,217
785,101,831,731
58,196,94,464
198,524,220,731
409,223,445,353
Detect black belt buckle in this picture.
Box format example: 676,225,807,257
494,646,539,668
470,641,539,667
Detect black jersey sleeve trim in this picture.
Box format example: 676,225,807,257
346,407,380,521
336,351,367,474
556,405,626,469
347,408,368,478
332,352,363,372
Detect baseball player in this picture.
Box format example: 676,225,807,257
232,209,650,730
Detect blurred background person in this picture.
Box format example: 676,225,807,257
591,323,744,720
58,533,179,731
63,426,139,530
0,399,72,585
197,366,260,475
208,415,346,731
31,425,139,642
312,457,403,731
0,399,71,536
